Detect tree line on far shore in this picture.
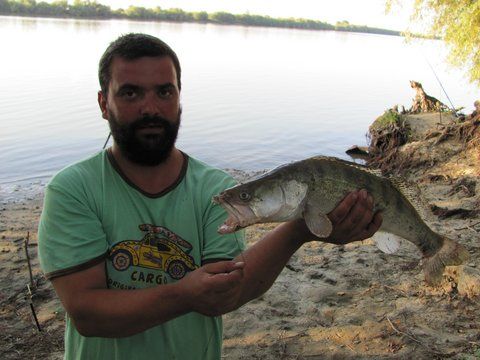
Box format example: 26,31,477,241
0,0,402,37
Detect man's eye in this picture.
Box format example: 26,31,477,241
120,90,137,99
158,89,172,98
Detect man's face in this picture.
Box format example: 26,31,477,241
98,56,181,166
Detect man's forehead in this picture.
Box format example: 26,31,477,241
110,56,178,85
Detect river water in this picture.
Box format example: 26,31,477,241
0,16,478,200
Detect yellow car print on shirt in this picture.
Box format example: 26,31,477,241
109,224,197,280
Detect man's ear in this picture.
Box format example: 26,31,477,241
98,91,109,120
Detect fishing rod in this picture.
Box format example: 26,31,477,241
102,132,111,149
423,56,458,117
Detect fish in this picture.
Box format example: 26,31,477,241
212,156,469,285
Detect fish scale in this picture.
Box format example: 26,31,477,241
307,157,438,252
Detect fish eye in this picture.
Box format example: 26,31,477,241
239,192,251,201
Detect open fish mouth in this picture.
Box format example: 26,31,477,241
213,193,256,234
218,202,243,234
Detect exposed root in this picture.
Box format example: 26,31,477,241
366,114,479,176
433,118,480,146
367,109,411,174
430,205,479,220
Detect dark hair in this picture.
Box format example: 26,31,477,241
98,33,181,94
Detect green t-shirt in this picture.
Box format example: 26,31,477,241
38,150,245,360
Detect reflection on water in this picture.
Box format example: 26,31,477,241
0,16,477,199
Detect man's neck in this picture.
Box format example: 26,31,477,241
110,144,185,195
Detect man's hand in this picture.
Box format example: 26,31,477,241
324,189,382,244
179,261,245,317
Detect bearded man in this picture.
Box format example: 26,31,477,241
38,33,381,360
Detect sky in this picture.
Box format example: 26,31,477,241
68,0,416,32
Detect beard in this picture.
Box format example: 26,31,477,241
108,108,181,166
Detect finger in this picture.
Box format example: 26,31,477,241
345,190,372,226
214,278,243,298
349,192,376,230
207,269,244,292
367,193,375,208
203,261,245,275
324,190,378,244
351,211,383,242
332,191,376,242
203,288,241,316
328,190,359,224
364,211,383,238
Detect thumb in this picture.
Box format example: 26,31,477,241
203,260,245,275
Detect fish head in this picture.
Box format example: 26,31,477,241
213,178,308,233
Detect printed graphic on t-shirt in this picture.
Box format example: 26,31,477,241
108,224,198,280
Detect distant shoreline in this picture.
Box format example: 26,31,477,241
0,0,414,38
0,13,437,41
0,14,398,37
0,14,402,37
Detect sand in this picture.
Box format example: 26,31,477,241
1,113,479,359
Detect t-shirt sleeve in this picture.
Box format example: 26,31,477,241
38,179,109,280
201,174,246,263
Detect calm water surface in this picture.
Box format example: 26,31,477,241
0,16,478,200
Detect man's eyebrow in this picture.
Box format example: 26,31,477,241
116,83,176,91
156,83,176,90
117,83,141,92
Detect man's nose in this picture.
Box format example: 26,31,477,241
140,92,161,116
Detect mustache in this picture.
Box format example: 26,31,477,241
130,116,172,131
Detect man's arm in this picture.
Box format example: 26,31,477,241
51,259,244,338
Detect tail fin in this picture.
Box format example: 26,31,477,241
423,237,470,285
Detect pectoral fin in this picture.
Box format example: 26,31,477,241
372,231,402,254
303,204,333,238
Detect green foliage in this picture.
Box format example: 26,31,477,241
387,0,480,86
70,0,110,18
336,20,350,27
371,109,402,131
210,11,237,24
192,11,208,22
124,6,151,19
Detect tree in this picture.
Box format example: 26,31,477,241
193,11,208,22
0,0,11,12
163,8,192,22
69,0,111,18
124,5,151,19
210,11,237,24
388,0,480,85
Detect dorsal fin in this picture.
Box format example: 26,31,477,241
311,155,384,177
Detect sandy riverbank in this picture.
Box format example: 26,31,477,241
1,113,480,359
